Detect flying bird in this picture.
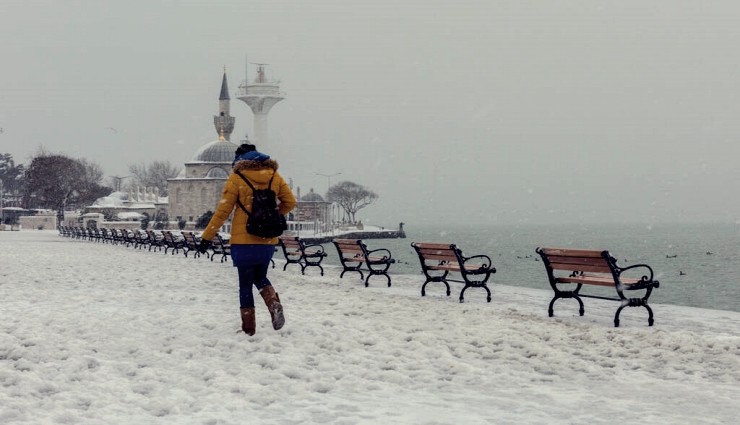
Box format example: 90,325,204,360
106,127,118,134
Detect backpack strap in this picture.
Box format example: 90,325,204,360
233,170,275,217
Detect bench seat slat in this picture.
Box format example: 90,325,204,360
547,263,612,273
425,264,487,272
545,255,610,267
538,248,603,258
556,275,644,286
419,254,459,262
412,243,455,250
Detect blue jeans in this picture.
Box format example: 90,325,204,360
232,245,275,309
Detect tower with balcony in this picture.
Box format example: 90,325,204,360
237,63,285,152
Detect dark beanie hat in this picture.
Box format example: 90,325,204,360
234,144,256,158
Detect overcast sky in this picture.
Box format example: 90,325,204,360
1,0,739,226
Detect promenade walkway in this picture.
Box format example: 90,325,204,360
1,231,738,424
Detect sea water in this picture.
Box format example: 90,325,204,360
324,222,740,312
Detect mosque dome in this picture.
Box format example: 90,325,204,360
92,191,127,207
191,139,238,163
301,188,325,202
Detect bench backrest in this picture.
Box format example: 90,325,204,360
279,236,301,250
214,234,230,252
411,242,463,266
536,248,613,274
182,231,198,247
333,239,365,259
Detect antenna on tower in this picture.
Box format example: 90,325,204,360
251,62,269,83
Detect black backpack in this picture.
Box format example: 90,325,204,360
234,170,287,238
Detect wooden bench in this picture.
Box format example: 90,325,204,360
161,230,183,255
146,230,164,252
332,239,395,287
535,247,660,327
410,242,496,303
89,227,102,243
278,236,328,275
123,229,138,248
133,230,150,250
113,228,125,245
107,228,120,245
181,231,207,259
73,227,85,240
209,234,231,263
100,228,114,244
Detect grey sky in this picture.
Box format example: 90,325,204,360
1,0,739,226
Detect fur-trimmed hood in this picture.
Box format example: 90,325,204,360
231,158,280,185
232,158,279,172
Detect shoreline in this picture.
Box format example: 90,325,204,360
292,228,406,244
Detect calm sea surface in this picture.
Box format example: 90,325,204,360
322,222,740,312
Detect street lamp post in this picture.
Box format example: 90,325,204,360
0,180,4,226
315,172,340,233
111,175,132,192
315,172,341,195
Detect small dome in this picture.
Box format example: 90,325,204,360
93,196,124,207
192,139,238,162
301,188,325,202
108,191,129,200
206,167,229,178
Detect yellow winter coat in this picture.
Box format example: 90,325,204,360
201,158,296,245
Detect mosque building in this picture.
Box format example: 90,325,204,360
167,68,331,233
84,66,332,232
167,71,238,226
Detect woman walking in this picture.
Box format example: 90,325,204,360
199,144,296,335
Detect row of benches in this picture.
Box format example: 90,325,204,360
58,226,660,327
252,239,660,328
57,226,231,260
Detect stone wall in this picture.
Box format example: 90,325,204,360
18,215,57,230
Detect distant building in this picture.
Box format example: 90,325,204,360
85,188,167,223
82,66,334,232
167,71,238,227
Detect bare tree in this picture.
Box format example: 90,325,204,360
128,160,181,196
23,153,111,223
326,181,378,223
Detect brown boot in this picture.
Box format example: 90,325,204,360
240,307,256,335
260,286,285,330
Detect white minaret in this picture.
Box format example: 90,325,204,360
237,63,285,153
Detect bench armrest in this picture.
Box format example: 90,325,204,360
303,243,326,255
366,248,393,261
618,264,658,287
462,254,494,271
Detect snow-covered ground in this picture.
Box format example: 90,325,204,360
1,231,738,425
